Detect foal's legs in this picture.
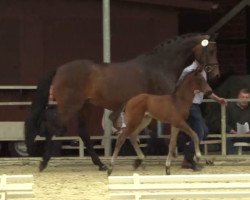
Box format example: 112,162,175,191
129,134,145,169
129,116,152,169
108,117,152,176
165,121,202,175
107,129,129,176
178,121,201,160
165,126,179,175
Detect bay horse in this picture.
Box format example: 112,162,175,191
108,67,212,175
25,33,220,172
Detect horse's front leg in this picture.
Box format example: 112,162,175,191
78,123,108,171
166,126,179,175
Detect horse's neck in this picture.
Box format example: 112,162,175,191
137,36,203,80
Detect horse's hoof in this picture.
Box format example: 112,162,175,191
99,164,108,171
166,167,171,175
133,159,143,169
39,161,47,172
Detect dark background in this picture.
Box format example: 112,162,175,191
0,0,249,135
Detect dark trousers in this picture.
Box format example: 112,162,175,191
181,104,208,161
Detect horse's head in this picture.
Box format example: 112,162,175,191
193,34,220,80
189,67,213,96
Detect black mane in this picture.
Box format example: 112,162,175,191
145,33,205,56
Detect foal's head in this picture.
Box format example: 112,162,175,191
185,68,213,96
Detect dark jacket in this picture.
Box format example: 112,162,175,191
226,103,250,132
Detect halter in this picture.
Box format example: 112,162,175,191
201,40,219,73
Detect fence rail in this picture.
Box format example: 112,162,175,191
108,173,250,199
0,85,250,157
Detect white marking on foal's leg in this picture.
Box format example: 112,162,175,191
120,112,126,128
129,135,145,160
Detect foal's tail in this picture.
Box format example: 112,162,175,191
25,71,56,155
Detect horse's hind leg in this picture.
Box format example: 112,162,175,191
166,126,179,175
39,132,53,172
78,117,107,171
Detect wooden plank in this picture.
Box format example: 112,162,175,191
0,175,33,199
234,142,250,147
0,192,6,200
121,0,214,11
0,86,36,89
200,140,221,144
6,191,34,198
109,182,250,191
2,175,33,182
109,173,250,184
0,183,33,191
110,191,250,199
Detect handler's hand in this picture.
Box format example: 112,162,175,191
217,97,227,106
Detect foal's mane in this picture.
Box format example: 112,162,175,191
173,69,197,94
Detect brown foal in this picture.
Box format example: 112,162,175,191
108,67,212,175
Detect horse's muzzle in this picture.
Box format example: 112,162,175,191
204,64,218,73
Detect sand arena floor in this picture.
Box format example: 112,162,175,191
1,157,250,200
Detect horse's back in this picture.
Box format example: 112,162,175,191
53,59,95,95
55,59,95,78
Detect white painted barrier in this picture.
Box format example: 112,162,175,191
0,174,33,199
108,173,250,199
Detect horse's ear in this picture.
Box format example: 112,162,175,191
209,33,219,41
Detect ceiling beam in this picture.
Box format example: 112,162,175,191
120,0,215,11
207,0,250,34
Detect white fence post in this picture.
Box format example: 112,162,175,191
221,104,227,156
102,0,112,156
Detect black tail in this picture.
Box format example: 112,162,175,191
25,71,56,155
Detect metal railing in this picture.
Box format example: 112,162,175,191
203,98,250,156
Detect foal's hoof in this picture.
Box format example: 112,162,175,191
166,167,171,175
39,161,48,172
192,162,204,171
173,152,178,158
107,168,113,176
133,159,143,169
99,164,108,171
205,159,214,166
